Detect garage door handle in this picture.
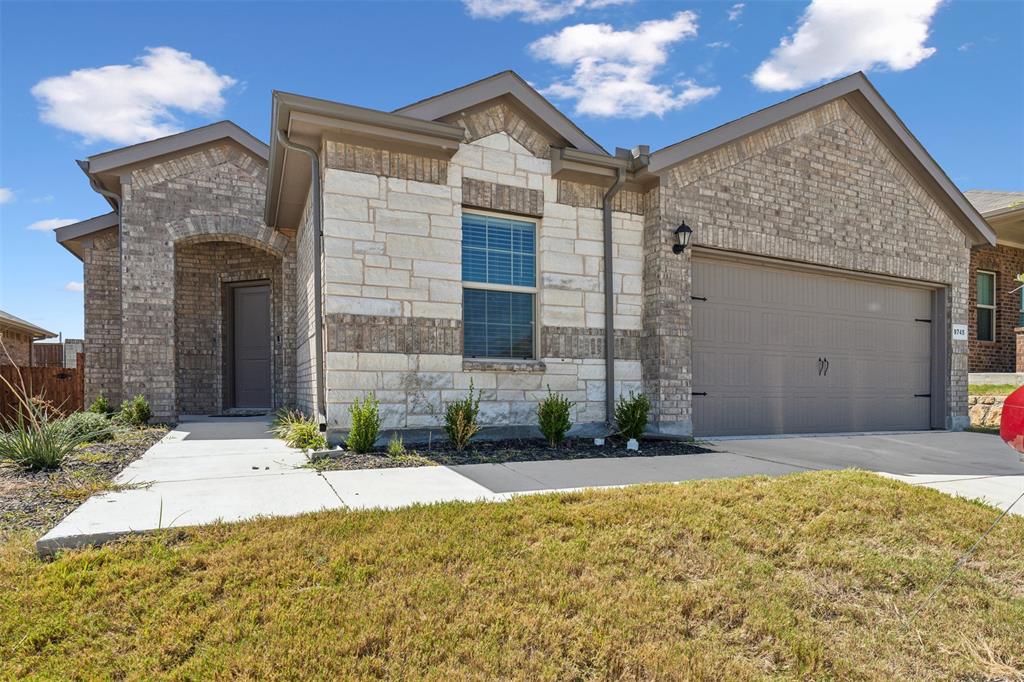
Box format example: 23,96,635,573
823,358,830,376
817,357,824,376
691,296,707,301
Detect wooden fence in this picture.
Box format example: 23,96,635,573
0,354,85,421
31,343,65,367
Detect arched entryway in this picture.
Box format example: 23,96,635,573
173,235,295,415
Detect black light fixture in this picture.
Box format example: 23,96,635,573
672,221,692,254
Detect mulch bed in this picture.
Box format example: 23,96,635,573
0,426,170,538
310,436,712,471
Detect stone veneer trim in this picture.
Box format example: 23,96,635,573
462,177,544,217
324,140,449,184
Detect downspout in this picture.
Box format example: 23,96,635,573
275,129,328,425
602,165,627,427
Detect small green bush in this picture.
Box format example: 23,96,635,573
270,407,306,440
116,395,151,427
88,396,112,415
614,391,650,441
288,421,327,451
444,381,480,452
60,411,115,443
347,394,381,454
537,387,574,447
387,433,406,457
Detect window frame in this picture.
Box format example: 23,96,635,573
976,270,996,342
460,209,540,361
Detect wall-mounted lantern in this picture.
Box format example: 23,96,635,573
672,221,692,254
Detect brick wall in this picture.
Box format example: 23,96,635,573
968,244,1024,372
82,227,122,404
115,141,294,419
0,329,31,366
174,239,292,414
660,97,971,430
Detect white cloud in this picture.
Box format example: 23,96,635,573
707,41,731,49
728,3,745,21
752,0,942,91
32,47,237,145
65,281,84,293
529,12,719,117
958,42,974,52
463,0,630,22
0,188,13,204
27,218,79,231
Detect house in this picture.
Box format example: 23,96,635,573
54,71,995,437
0,310,57,366
964,191,1024,373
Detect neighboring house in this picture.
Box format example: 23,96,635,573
55,71,995,437
0,310,57,366
964,191,1024,373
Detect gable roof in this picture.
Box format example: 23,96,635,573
84,120,267,175
648,72,996,247
394,70,608,156
965,190,1024,217
79,121,268,211
0,309,56,340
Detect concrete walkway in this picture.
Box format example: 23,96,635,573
36,420,1024,555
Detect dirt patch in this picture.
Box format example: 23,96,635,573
0,426,169,538
310,436,711,471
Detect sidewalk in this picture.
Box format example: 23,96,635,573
36,419,1024,555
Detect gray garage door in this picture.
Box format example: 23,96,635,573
691,255,933,436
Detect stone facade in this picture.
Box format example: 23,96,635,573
0,328,31,366
968,394,1005,428
320,126,645,432
81,141,296,419
656,98,971,430
968,244,1024,372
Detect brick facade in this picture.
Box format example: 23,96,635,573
174,239,295,414
80,141,296,420
81,227,122,403
968,244,1024,372
659,98,971,430
0,329,32,366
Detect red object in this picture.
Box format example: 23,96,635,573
999,385,1024,456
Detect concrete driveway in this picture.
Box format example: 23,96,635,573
36,421,1024,555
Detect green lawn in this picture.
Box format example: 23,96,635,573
969,383,1020,396
2,471,1022,680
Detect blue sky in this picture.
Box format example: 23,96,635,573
1,0,1022,339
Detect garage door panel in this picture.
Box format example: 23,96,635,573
693,256,934,437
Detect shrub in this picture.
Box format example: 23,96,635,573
287,421,328,451
116,395,151,427
60,411,115,443
444,381,480,452
88,396,112,415
537,388,575,447
387,433,406,457
0,374,94,471
270,407,305,440
347,394,382,454
614,391,650,441
271,409,327,450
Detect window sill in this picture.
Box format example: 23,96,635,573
463,358,546,373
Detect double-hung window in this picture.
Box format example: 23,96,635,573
976,270,996,341
461,212,536,359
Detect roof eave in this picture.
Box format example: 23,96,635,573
265,90,466,228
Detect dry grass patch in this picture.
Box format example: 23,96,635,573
1,470,1022,680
